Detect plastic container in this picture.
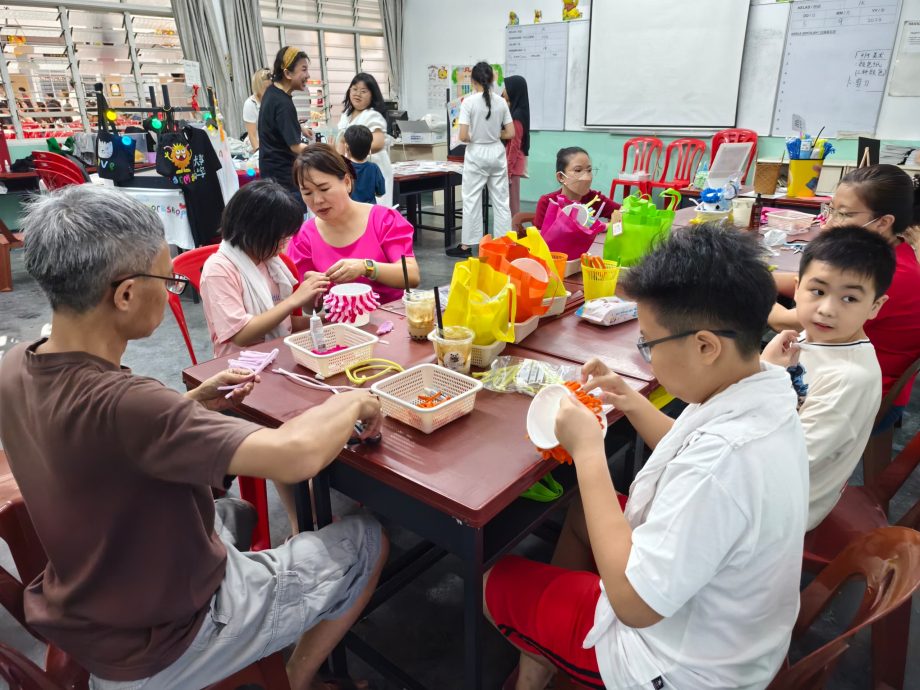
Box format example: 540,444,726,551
527,384,608,449
550,252,568,278
429,325,474,374
471,340,506,368
787,159,824,198
371,363,483,434
564,258,582,277
513,315,540,344
765,209,816,235
581,260,620,301
285,323,378,377
542,291,571,318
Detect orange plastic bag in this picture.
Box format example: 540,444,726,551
479,234,549,322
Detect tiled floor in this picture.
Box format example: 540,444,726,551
1,203,918,689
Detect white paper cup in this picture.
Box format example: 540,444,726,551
732,198,755,227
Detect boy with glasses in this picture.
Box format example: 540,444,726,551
484,223,808,690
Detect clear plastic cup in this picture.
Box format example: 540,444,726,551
732,198,755,228
403,291,436,341
430,326,474,374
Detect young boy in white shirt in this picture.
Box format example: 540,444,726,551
762,225,896,530
484,224,809,690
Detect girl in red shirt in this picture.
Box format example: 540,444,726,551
502,76,530,216
533,147,619,230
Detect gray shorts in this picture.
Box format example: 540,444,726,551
90,512,383,690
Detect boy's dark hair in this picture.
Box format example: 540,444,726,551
622,223,776,358
342,73,386,117
840,164,915,234
343,124,373,161
221,180,302,263
799,225,896,299
556,146,588,173
471,62,494,119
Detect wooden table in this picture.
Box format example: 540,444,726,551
393,169,462,248
678,185,830,212
183,310,652,690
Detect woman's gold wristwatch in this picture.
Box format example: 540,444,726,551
363,259,377,280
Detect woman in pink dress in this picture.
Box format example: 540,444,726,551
287,144,420,304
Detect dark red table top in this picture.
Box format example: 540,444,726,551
182,311,650,527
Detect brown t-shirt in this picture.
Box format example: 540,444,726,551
0,341,262,680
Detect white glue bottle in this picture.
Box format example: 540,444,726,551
310,310,326,352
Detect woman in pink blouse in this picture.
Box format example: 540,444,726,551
287,144,420,304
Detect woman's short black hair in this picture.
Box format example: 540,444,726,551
799,225,896,299
840,164,915,234
221,180,303,263
622,223,776,358
292,143,356,189
556,146,588,173
343,73,386,118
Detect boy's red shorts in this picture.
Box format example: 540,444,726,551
485,556,605,689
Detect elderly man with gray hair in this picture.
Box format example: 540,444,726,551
0,185,387,690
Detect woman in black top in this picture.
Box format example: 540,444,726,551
258,47,313,207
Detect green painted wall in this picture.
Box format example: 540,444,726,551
519,132,920,204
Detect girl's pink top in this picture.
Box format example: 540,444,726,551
287,204,414,304
506,120,527,177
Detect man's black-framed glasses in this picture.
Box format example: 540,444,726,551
637,330,738,364
110,272,189,295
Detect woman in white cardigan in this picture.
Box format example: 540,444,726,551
336,73,393,206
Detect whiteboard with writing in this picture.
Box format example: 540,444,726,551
772,0,903,137
505,22,569,131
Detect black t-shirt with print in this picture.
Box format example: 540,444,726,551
258,84,303,191
158,126,224,246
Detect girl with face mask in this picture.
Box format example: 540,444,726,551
533,147,619,230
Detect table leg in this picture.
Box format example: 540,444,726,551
461,527,485,690
482,188,489,237
444,178,455,248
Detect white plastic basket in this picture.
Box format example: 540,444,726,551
371,363,483,434
471,340,506,368
285,323,378,377
513,315,540,344
766,209,815,235
542,291,571,318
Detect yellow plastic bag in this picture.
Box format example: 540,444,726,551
443,258,517,345
512,227,566,298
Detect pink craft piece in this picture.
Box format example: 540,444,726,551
217,348,279,398
323,290,381,324
376,320,394,335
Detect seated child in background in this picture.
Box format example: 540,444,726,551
343,124,386,205
763,226,895,530
200,179,329,535
485,224,808,690
533,146,619,230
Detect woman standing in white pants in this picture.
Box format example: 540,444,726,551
446,62,515,258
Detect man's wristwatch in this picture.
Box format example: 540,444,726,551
363,259,377,280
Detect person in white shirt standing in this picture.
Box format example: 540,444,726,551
336,73,393,207
242,68,271,152
484,223,809,690
762,225,896,530
446,62,515,258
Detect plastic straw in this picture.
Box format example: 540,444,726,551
401,256,411,294
433,287,444,337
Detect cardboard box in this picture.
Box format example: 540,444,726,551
389,142,448,163
397,120,447,145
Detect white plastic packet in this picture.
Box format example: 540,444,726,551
576,297,638,326
763,228,788,247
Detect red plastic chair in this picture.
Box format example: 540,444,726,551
863,354,920,490
710,128,758,182
803,425,920,574
30,152,88,190
648,138,707,195
786,527,920,690
609,136,663,202
170,247,304,551
0,498,290,690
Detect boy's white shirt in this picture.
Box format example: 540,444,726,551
795,334,881,529
583,363,809,689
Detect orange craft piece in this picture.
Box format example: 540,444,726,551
538,381,604,465
581,253,605,269
416,391,452,408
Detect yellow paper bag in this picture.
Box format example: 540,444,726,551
443,258,517,345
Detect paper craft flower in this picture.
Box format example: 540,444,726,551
323,283,381,324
